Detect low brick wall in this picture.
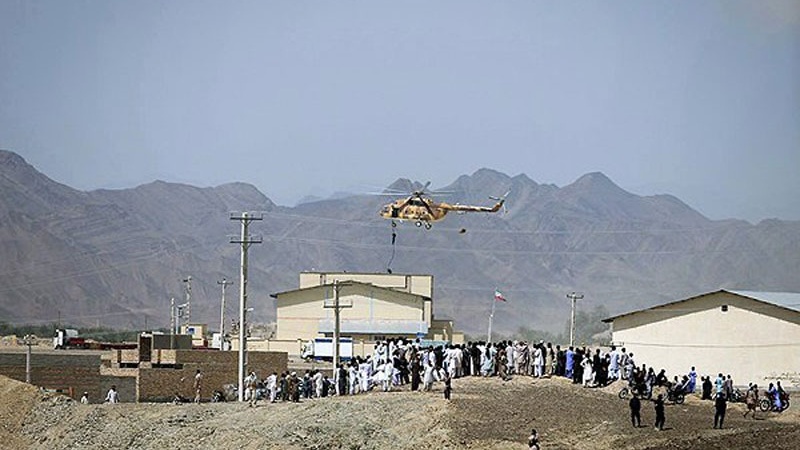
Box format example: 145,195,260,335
0,349,288,403
0,352,135,403
137,350,287,402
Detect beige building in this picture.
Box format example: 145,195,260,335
263,272,463,356
603,290,800,389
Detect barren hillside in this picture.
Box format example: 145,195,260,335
3,150,800,335
1,374,797,450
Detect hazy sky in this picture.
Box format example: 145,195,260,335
1,1,798,222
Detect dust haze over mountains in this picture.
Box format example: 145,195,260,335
2,2,799,225
1,149,799,336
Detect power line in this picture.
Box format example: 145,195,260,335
259,210,759,236
0,239,207,294
257,233,769,256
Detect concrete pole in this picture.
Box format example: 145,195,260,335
218,278,233,350
24,335,32,384
170,297,175,349
487,296,497,343
567,292,584,347
183,276,192,326
238,213,248,402
229,212,262,402
323,281,352,375
333,281,341,370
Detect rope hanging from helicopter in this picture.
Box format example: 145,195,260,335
386,221,397,273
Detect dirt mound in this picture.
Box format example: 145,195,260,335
1,374,797,450
448,376,799,449
0,375,48,449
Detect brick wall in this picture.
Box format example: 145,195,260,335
137,350,287,402
0,349,287,403
0,353,135,403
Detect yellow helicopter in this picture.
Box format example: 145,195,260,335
379,182,509,229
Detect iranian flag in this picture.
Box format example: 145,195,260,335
494,289,507,302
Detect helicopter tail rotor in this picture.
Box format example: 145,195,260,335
489,191,510,215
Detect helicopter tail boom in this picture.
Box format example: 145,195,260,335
443,191,509,213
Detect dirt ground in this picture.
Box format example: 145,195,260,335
1,374,797,450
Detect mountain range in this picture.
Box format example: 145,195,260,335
1,149,799,336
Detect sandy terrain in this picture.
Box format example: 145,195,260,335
1,374,796,450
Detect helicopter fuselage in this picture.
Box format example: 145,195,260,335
379,198,447,223
379,195,505,227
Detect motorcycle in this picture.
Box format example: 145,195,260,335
759,391,790,412
728,388,745,403
665,386,685,405
619,383,652,400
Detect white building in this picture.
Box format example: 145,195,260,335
603,290,800,389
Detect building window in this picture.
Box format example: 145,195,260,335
721,305,728,312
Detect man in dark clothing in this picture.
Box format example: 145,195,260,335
629,394,642,427
336,364,347,396
653,394,666,430
572,350,583,384
410,355,421,391
714,393,727,429
702,376,713,400
443,372,452,400
470,343,481,376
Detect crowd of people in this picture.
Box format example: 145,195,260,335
237,338,790,417
239,340,653,404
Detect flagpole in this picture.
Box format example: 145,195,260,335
488,292,497,343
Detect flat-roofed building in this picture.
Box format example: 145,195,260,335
603,290,800,388
263,272,463,356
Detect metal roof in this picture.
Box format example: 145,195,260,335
603,289,800,322
270,281,430,300
728,290,800,313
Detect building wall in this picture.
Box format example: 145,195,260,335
0,352,136,402
246,338,378,360
611,292,800,388
136,350,287,402
275,286,426,341
429,319,454,342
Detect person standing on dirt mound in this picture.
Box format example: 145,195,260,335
701,376,713,400
713,393,727,429
244,371,259,407
687,366,698,393
743,384,759,419
105,385,119,404
652,394,666,431
443,371,452,400
193,369,203,403
629,394,642,427
528,428,540,450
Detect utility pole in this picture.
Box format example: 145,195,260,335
567,292,584,347
23,335,34,384
230,212,262,402
170,297,175,349
182,276,192,329
324,281,352,373
488,298,496,344
217,278,233,350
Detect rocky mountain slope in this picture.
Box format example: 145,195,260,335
1,149,798,335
